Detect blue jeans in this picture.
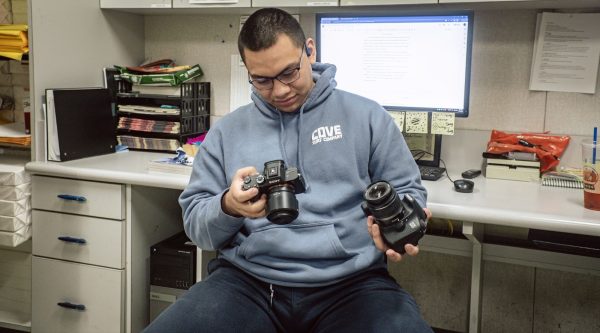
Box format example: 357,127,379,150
143,258,432,333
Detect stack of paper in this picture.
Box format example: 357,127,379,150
118,105,180,116
0,157,31,247
0,122,30,147
529,12,600,93
0,24,28,61
117,117,180,134
117,135,179,151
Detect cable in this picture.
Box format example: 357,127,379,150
411,149,456,183
438,157,456,183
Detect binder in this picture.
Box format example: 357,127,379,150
46,88,116,162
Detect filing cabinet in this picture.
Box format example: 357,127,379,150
31,175,126,333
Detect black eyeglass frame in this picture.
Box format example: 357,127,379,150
248,44,306,90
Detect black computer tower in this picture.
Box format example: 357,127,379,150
149,231,197,322
150,231,197,289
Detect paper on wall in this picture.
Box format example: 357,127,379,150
431,112,455,135
529,12,600,94
387,111,405,132
230,54,252,112
405,112,428,134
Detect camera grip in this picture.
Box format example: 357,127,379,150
378,221,426,254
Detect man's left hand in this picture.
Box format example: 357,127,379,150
367,207,432,262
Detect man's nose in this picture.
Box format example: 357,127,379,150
272,79,291,96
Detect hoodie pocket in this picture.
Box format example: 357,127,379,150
238,222,350,261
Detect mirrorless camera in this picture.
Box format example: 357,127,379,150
361,181,427,254
242,160,306,225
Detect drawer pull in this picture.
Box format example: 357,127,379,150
57,194,87,202
58,236,87,244
57,301,86,311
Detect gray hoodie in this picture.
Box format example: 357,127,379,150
179,62,427,287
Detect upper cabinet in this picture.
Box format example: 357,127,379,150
341,0,436,5
173,0,252,8
100,0,171,8
439,0,530,2
253,0,338,7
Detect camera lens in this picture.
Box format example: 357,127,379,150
266,185,299,225
363,181,404,226
364,182,392,204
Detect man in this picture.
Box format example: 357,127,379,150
144,7,432,333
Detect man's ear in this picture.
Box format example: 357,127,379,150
305,38,316,62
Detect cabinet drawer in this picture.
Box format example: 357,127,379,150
32,257,124,333
32,175,125,220
173,0,251,8
33,210,125,268
100,0,171,8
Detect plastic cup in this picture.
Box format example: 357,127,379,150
582,139,600,210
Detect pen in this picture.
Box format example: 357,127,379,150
593,127,597,164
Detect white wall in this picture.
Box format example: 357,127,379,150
30,0,146,160
144,8,600,137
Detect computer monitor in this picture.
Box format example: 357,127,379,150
317,11,473,116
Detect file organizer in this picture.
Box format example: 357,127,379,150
114,82,210,152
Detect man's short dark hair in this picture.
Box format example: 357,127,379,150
238,8,306,62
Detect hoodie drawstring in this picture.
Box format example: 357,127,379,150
297,105,309,191
277,110,290,165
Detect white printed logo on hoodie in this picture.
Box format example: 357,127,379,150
311,125,343,145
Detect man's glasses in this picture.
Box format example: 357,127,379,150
248,44,305,90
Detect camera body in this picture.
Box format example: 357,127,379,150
242,160,306,224
361,181,427,254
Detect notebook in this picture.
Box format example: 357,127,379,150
541,171,583,189
46,88,116,162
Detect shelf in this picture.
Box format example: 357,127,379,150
0,310,31,332
114,82,211,152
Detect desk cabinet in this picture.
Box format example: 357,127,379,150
100,0,171,8
252,0,339,6
32,257,124,333
28,171,185,333
173,0,252,8
341,0,436,5
31,175,126,332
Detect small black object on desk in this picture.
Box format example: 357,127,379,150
461,169,481,179
454,179,474,193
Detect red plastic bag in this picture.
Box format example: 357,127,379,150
486,130,570,173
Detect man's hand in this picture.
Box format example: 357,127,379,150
367,207,432,262
222,167,267,218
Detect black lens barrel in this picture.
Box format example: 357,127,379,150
266,185,299,225
363,181,405,225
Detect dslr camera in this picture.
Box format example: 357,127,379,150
242,160,306,225
361,181,427,254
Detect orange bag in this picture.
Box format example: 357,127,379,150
486,130,570,173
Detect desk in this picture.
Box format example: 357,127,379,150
26,150,600,333
421,173,600,332
27,152,187,333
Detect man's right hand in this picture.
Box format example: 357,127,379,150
222,166,267,218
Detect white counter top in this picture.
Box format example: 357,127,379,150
26,151,190,190
425,173,600,237
25,150,600,237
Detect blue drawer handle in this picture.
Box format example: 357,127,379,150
58,236,87,244
57,194,87,202
57,302,86,311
